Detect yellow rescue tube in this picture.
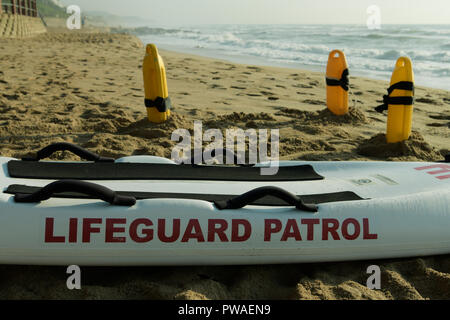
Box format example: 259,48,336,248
385,57,415,143
326,50,349,116
143,44,171,123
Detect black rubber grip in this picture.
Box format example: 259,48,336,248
214,186,318,212
22,143,114,162
14,180,136,206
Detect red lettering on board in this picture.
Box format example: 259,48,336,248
105,219,126,243
43,217,378,244
322,219,340,240
363,218,378,240
45,218,65,243
415,164,450,180
129,218,153,243
69,218,78,243
231,220,252,242
82,218,102,243
264,219,282,241
341,218,361,240
208,219,229,242
301,219,320,241
181,219,205,243
158,219,180,243
281,219,302,241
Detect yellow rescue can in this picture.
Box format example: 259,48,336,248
143,44,171,123
375,57,414,143
326,50,349,116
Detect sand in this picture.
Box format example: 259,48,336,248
0,30,449,300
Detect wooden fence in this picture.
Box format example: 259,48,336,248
0,0,38,18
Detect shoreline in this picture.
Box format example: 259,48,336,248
136,39,450,92
133,23,450,92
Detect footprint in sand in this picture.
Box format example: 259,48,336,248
427,122,450,128
247,66,262,72
303,99,325,105
2,94,19,100
231,86,246,90
429,114,450,121
293,84,313,89
417,97,439,105
369,117,385,123
209,84,226,90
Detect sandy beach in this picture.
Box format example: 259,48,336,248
0,30,449,300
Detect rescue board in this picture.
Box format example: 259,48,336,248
376,57,415,143
143,44,171,123
0,143,449,266
326,50,349,116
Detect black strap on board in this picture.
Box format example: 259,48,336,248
13,180,136,206
22,142,114,163
7,160,324,182
214,186,319,212
6,184,364,207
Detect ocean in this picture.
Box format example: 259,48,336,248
138,24,450,91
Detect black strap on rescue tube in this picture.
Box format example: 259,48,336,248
22,142,114,163
375,81,415,113
214,186,318,212
14,180,136,206
326,69,349,91
145,96,172,113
